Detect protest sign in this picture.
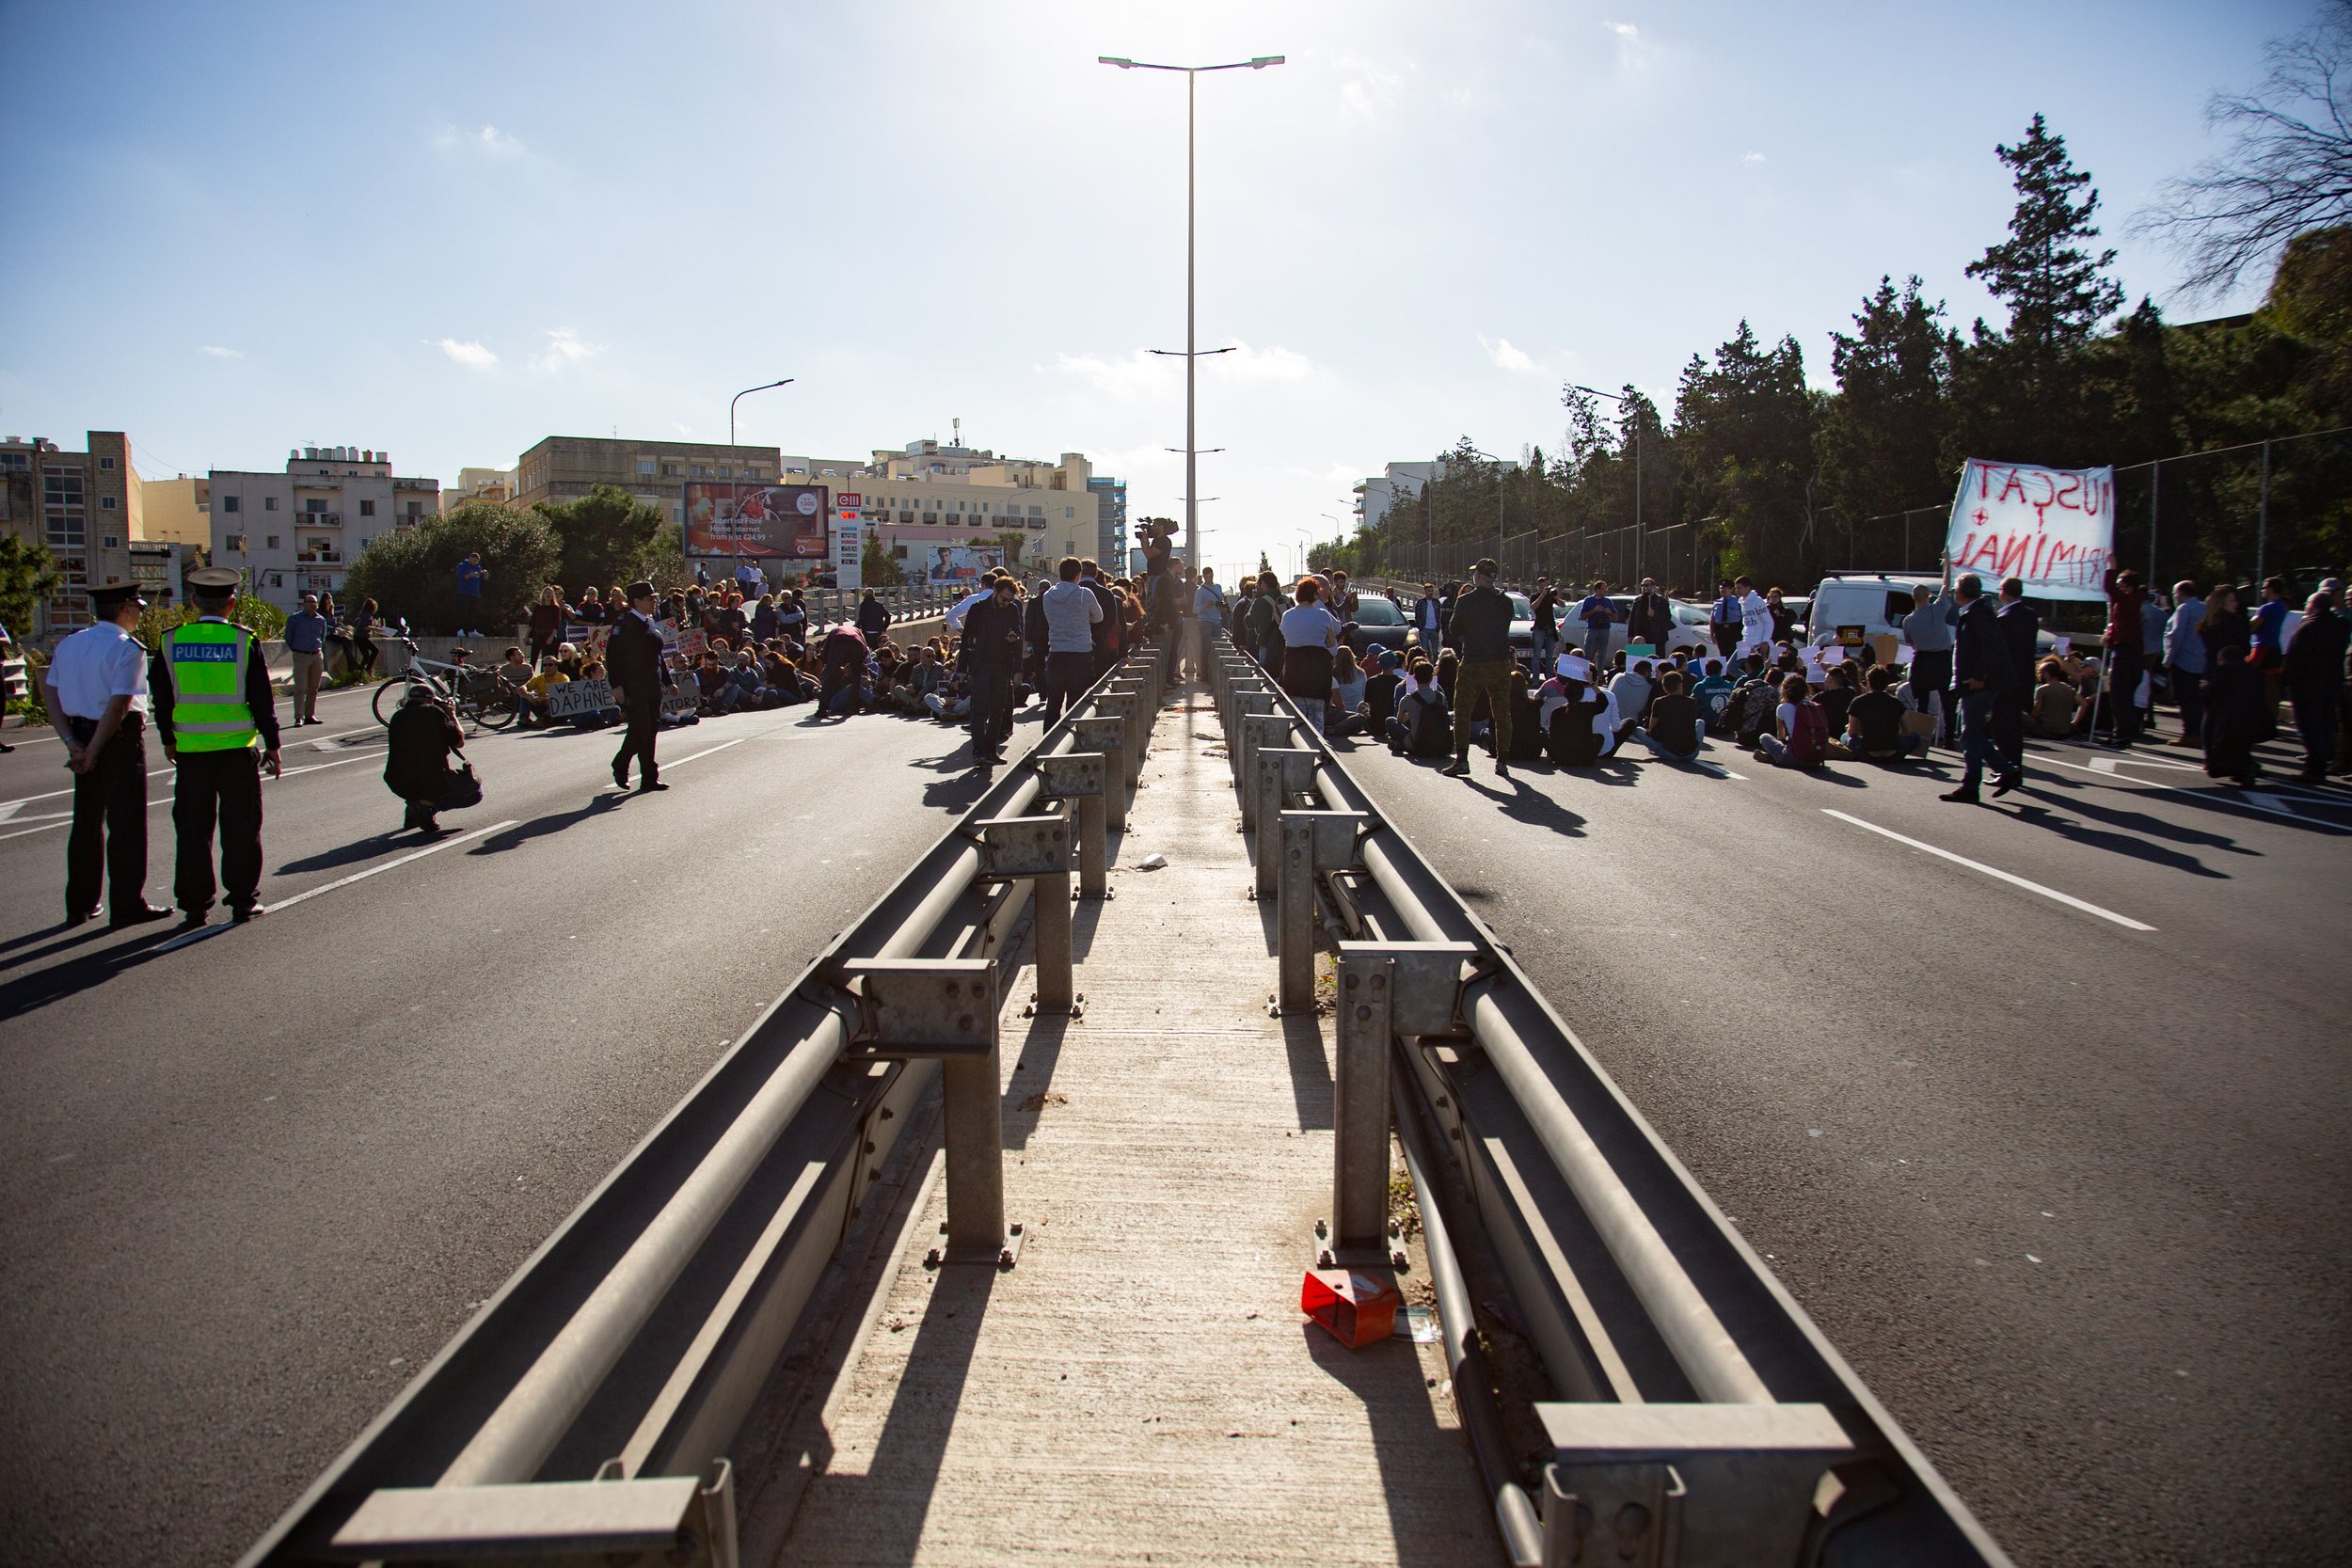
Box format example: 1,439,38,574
546,679,611,720
1944,459,2116,602
660,687,701,721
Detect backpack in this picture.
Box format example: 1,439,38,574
1730,684,1777,746
1788,700,1829,765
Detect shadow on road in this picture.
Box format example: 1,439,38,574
469,793,625,855
276,830,408,876
0,925,180,1022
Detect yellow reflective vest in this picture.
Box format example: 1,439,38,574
163,620,259,752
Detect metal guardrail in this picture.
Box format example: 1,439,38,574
240,642,1169,1568
1200,629,2012,1568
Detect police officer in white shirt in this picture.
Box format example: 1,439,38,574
41,582,172,927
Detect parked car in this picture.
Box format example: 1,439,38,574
1343,593,1411,657
1545,594,1714,658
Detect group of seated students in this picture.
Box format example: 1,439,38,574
1320,633,1948,772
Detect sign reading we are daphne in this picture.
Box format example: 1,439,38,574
1943,459,2117,602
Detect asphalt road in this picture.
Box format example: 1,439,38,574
1338,715,2352,1568
0,681,1015,1566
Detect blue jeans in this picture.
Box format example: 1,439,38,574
1584,625,1611,668
1533,628,1559,671
1633,726,1701,763
1958,687,1998,787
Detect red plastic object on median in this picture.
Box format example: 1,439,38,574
1301,1268,1401,1349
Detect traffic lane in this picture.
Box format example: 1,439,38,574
1338,737,2350,1568
0,701,1006,1568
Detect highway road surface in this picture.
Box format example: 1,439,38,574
0,682,1015,1566
1342,719,2351,1568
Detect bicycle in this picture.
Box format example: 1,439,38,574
373,637,519,732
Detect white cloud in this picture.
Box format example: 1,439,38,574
1210,341,1316,383
200,345,242,359
1480,334,1538,373
1606,20,1639,40
1048,348,1170,402
1334,54,1403,119
1742,151,1767,165
433,123,526,157
530,326,600,372
436,338,499,370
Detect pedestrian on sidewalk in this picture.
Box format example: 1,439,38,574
1940,574,2015,803
1442,559,1517,780
283,592,329,727
961,575,1026,766
1279,577,1343,734
43,581,171,928
1039,557,1104,726
152,568,281,927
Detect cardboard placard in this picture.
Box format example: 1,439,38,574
545,678,611,719
1870,633,1900,666
1836,624,1867,646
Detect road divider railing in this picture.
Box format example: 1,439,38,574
1204,641,2013,1568
239,635,1175,1568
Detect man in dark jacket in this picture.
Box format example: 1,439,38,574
1626,578,1675,655
608,580,674,793
1942,574,2015,803
960,576,1026,764
2283,590,2348,784
1994,576,2040,786
385,685,475,833
1441,559,1518,779
855,591,891,641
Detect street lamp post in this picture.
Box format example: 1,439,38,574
1575,386,1642,583
729,377,793,451
1468,448,1508,574
1102,52,1284,587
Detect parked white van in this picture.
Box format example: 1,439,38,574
1804,572,1945,649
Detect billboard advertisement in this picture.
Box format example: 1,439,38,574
925,545,1005,585
682,482,830,560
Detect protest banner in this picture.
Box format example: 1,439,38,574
1944,460,2117,602
546,678,612,720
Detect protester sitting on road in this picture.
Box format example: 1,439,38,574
496,645,532,705
1816,663,1858,736
1692,658,1737,733
1846,665,1925,762
2026,658,2080,737
1756,673,1831,768
1363,649,1402,735
516,657,567,729
1608,659,1654,731
1540,674,1611,767
1327,646,1369,737
384,685,480,835
1630,671,1706,763
1387,658,1452,756
925,665,974,722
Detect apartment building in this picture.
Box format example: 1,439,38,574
512,436,781,522
853,438,1104,578
0,431,141,637
1089,475,1128,567
209,444,438,611
138,475,212,546
443,466,516,512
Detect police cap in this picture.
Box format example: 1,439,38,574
185,567,242,594
87,581,148,612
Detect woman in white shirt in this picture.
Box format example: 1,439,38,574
1279,578,1343,732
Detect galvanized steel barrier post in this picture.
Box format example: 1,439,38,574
1252,749,1316,896
981,815,1076,1017
1328,942,1474,1259
1275,811,1368,1013
1036,752,1110,900
1098,690,1145,789
1069,717,1126,832
1238,713,1294,830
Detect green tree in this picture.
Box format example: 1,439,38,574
533,484,665,597
860,533,906,586
1820,277,1958,561
1951,114,2125,466
0,534,63,639
342,503,560,634
1674,322,1820,589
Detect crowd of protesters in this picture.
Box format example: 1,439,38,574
1200,556,2352,798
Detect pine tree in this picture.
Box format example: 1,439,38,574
1820,276,1957,560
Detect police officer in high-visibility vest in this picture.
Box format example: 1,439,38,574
151,567,282,928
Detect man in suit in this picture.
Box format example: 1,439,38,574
1994,576,2040,791
608,580,674,793
959,574,1026,766
1941,574,2015,804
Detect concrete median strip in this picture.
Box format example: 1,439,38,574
1820,807,2155,931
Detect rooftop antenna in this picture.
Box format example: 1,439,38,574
953,416,961,450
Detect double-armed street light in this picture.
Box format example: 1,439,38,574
1101,52,1284,591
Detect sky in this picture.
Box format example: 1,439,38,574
0,0,2316,584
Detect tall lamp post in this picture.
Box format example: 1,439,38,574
729,377,793,450
1574,385,1642,583
1102,52,1285,589
1468,447,1509,572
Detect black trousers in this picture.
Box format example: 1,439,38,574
1041,650,1093,728
173,748,263,916
1910,649,1952,740
970,666,1016,752
66,716,150,918
612,695,660,784
2169,664,2205,741
1992,689,2026,778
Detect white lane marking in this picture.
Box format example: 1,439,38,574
146,818,522,956
274,752,379,781
663,736,747,769
0,818,72,842
2033,752,2339,826
1821,808,2155,931
0,768,169,811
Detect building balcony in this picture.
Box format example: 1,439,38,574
298,512,342,527
296,551,343,565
